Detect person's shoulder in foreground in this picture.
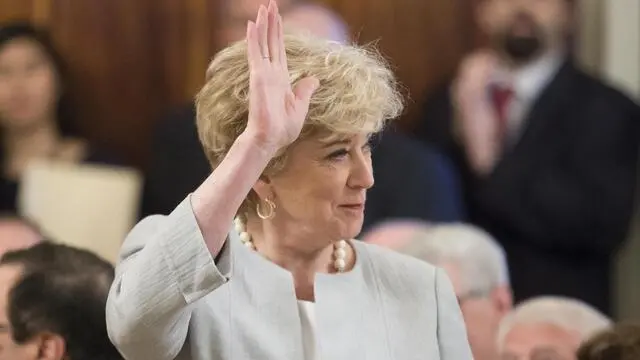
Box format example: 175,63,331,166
353,239,473,359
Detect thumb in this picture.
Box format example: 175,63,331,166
293,77,319,106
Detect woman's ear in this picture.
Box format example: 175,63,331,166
252,175,272,201
33,332,66,360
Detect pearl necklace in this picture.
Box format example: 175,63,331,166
233,218,348,272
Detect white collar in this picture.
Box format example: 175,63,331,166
491,52,564,101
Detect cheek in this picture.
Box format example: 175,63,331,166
274,168,346,214
29,70,58,108
482,4,512,30
461,303,499,340
0,83,11,108
0,335,22,360
461,306,486,331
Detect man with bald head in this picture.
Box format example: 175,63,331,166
0,215,41,257
498,296,611,360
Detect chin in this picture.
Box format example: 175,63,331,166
338,217,364,240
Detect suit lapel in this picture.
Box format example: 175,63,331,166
490,61,577,178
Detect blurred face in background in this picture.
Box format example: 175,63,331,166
0,38,59,133
500,323,581,360
477,0,572,63
441,262,512,360
220,0,295,44
218,0,348,45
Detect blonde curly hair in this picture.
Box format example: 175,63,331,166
195,33,403,216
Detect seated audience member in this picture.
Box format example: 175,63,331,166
577,323,640,360
498,296,612,360
0,242,121,360
366,222,511,360
0,214,41,256
0,22,119,212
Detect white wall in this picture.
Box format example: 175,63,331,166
577,0,640,321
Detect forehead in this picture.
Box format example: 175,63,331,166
0,38,45,63
296,132,370,149
503,323,581,354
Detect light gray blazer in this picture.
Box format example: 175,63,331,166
106,197,473,360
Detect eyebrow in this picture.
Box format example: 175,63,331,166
320,139,352,149
0,323,10,332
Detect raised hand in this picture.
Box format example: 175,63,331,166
452,51,501,175
243,0,320,153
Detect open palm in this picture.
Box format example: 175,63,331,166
244,1,319,152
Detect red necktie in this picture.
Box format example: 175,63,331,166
490,85,514,144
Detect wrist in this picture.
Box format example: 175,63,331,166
467,140,499,175
237,131,280,159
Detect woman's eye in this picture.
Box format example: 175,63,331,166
327,149,349,160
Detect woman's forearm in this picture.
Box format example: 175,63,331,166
192,132,276,256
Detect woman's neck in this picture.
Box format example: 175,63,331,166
2,121,60,178
246,217,345,301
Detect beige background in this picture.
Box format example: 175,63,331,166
577,0,640,320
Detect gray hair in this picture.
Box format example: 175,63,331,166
397,223,509,295
497,296,612,350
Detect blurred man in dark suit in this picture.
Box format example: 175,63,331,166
417,0,640,314
142,0,465,231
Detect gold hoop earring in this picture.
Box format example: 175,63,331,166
256,198,276,220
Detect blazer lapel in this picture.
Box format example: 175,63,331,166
491,61,577,178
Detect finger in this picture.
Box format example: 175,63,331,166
277,14,287,71
246,21,262,70
292,77,320,111
256,5,270,60
267,1,279,64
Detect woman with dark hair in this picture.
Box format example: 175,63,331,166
0,21,117,212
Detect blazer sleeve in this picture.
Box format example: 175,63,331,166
106,195,231,360
434,268,473,359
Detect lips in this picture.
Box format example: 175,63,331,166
340,204,364,210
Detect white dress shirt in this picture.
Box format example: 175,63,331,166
299,300,320,360
490,52,565,146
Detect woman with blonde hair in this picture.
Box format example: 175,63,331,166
105,1,471,359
